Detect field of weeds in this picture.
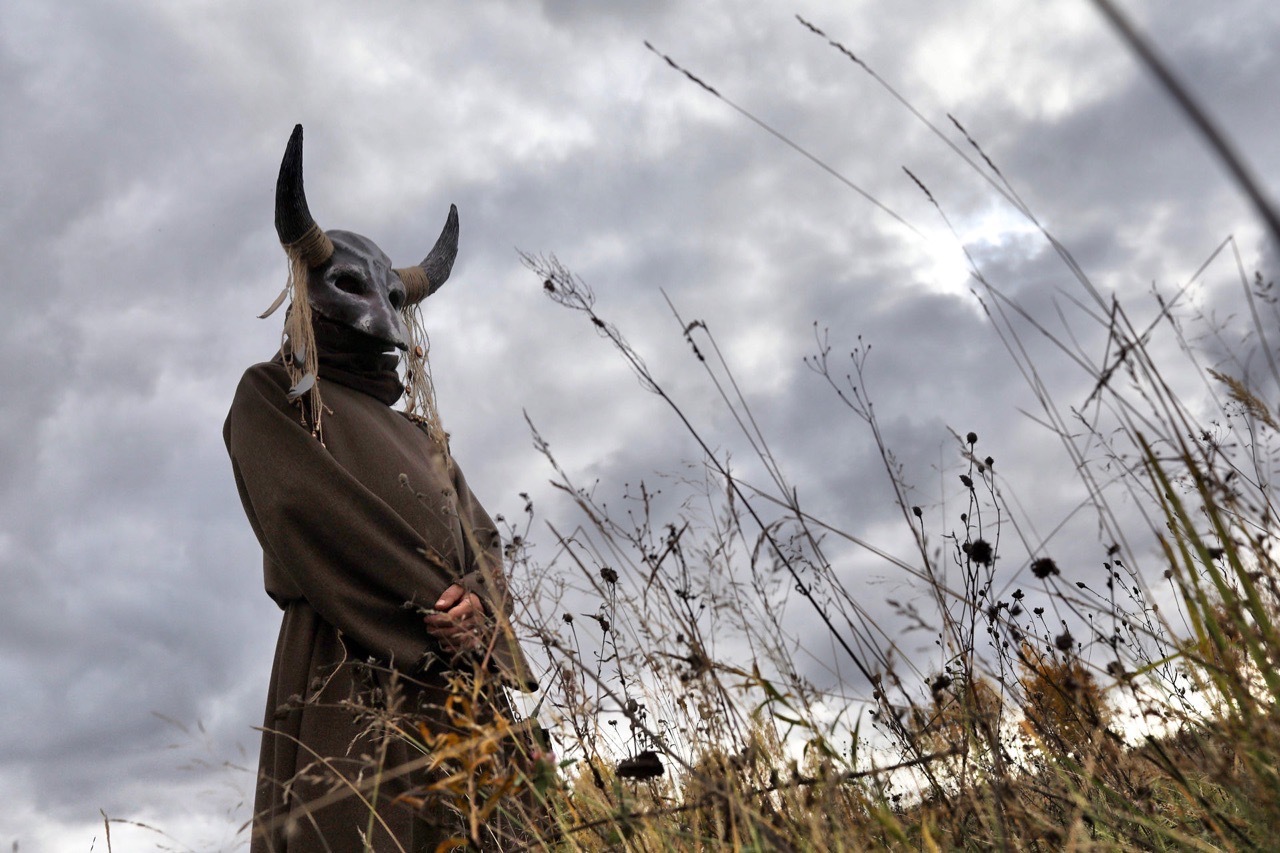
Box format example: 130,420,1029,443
469,13,1280,851
145,8,1280,852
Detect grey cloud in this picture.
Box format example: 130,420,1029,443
532,0,676,27
4,1,1279,849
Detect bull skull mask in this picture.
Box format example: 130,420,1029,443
274,124,458,351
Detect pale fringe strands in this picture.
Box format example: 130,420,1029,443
281,251,324,441
401,304,446,448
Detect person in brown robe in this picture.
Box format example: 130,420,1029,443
225,126,536,852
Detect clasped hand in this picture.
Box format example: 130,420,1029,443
424,583,488,655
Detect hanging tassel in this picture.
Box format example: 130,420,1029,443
279,251,324,441
400,304,446,450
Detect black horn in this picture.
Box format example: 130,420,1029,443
396,205,459,305
274,124,333,266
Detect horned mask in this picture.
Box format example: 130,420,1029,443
267,124,455,440
274,123,458,349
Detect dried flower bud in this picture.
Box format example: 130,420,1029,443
1031,557,1060,579
617,750,664,779
968,538,993,566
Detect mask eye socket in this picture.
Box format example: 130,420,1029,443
388,289,405,311
334,273,367,295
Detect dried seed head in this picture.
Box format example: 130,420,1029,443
968,538,993,566
617,750,664,780
1031,557,1060,579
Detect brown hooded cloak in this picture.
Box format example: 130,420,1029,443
225,346,535,852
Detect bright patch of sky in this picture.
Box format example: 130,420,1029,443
911,0,1128,121
911,203,1043,298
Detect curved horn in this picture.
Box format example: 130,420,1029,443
274,124,333,266
396,204,459,305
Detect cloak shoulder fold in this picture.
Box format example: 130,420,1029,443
224,361,537,689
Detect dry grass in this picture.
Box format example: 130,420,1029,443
488,247,1278,851
470,19,1280,848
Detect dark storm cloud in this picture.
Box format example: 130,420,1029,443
3,0,1279,848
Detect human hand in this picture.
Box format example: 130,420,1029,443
424,583,488,655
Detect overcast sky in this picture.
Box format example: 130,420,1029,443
2,0,1278,849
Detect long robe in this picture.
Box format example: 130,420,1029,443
225,356,535,852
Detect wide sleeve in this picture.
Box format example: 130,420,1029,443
224,363,443,668
449,462,539,690
450,464,512,617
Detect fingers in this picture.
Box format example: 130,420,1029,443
425,592,483,624
431,627,482,655
425,589,488,653
434,583,466,611
431,629,478,655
